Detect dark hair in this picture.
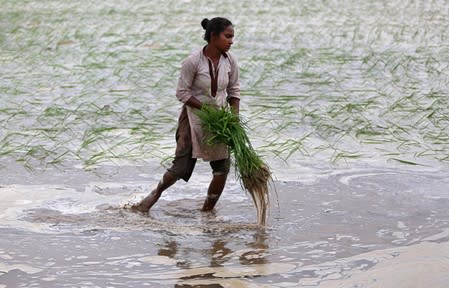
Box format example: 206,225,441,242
201,17,233,42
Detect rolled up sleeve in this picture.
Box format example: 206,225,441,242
176,57,196,103
226,54,240,102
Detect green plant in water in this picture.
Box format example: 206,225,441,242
196,105,272,226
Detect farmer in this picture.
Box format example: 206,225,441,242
131,17,240,213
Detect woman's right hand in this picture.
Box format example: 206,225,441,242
185,96,204,110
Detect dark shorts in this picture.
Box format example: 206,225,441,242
167,105,230,182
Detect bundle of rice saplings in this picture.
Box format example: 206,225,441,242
197,105,272,225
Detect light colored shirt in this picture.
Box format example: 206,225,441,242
176,46,241,161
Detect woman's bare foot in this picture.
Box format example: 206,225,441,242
201,174,227,211
130,201,149,213
128,188,164,214
127,172,177,214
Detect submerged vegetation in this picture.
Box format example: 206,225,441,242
197,105,272,225
1,0,449,170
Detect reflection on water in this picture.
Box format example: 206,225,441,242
152,230,271,287
158,240,178,259
208,240,233,267
239,231,269,266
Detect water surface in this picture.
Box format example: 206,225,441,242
1,0,449,287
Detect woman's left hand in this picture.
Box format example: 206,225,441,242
229,97,240,115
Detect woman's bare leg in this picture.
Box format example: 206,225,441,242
201,173,227,211
131,171,178,213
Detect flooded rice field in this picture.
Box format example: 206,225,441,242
1,0,449,287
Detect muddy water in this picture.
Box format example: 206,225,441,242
2,0,449,286
1,162,449,287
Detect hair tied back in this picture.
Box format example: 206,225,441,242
201,18,209,30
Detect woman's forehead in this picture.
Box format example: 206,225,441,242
223,26,234,34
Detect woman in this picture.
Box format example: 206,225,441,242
132,17,240,213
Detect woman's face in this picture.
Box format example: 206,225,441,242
211,25,234,52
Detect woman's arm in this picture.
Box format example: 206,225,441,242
176,56,203,109
226,54,240,114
